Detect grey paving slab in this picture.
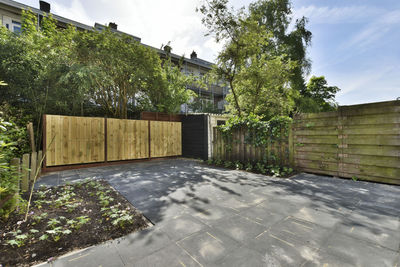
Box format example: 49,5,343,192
35,242,125,267
212,214,268,243
216,245,269,267
191,204,238,226
318,232,399,267
267,216,333,249
35,158,400,267
156,213,208,242
292,206,345,228
238,205,288,228
113,228,172,263
176,228,241,266
245,228,319,266
334,216,400,251
127,243,201,267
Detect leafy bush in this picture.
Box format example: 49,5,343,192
223,161,234,169
0,113,29,218
255,162,267,174
214,159,223,166
234,161,243,170
218,114,292,147
245,162,254,172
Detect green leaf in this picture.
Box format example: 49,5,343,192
62,229,72,235
39,234,49,241
7,240,19,246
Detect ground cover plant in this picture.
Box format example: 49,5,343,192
205,158,294,178
0,179,150,266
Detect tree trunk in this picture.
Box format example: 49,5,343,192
229,80,241,116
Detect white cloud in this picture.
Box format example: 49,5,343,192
345,9,400,49
27,0,219,62
293,5,383,24
333,65,400,105
51,0,92,26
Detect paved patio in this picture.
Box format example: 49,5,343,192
36,158,400,267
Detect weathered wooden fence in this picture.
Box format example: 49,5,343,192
213,128,289,166
212,100,399,185
10,150,43,192
292,100,400,185
44,115,182,169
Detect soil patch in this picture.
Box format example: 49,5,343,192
0,179,151,266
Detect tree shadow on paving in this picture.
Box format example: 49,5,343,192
38,158,400,247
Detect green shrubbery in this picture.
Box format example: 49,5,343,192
0,112,29,218
205,158,293,178
219,114,292,148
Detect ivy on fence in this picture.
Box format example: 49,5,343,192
218,113,292,147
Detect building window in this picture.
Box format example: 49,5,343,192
11,20,21,33
13,26,21,32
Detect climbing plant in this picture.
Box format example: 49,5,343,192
218,114,292,147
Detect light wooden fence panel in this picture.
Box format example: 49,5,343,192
107,119,149,161
150,121,182,157
45,115,104,166
44,115,182,167
292,100,400,185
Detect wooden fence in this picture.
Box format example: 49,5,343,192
150,121,182,158
140,111,183,122
44,115,182,169
211,100,399,185
10,150,43,192
107,119,149,161
212,127,289,166
292,100,400,185
45,115,105,166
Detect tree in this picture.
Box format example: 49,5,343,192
297,76,340,113
248,0,312,93
150,56,198,113
69,28,165,119
199,0,297,118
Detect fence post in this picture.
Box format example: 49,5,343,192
288,122,294,167
148,120,151,159
42,114,47,172
29,152,37,187
27,122,36,153
21,154,30,191
104,117,108,163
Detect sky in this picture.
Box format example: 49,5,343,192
18,0,400,105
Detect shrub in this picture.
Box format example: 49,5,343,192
234,161,243,170
245,162,253,172
223,161,234,169
255,162,267,174
0,113,29,218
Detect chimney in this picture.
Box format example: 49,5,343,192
39,1,50,13
109,22,118,30
190,51,197,60
163,45,172,54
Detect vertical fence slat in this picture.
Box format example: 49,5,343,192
29,152,37,186
21,154,30,191
37,150,42,177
